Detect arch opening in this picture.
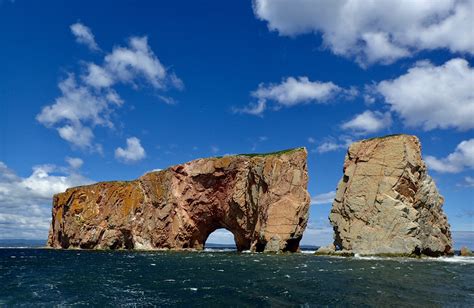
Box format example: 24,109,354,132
204,228,237,251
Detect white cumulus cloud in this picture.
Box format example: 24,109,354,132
460,176,474,188
341,110,392,135
206,229,235,245
84,36,183,90
316,137,352,154
36,74,122,150
425,139,474,173
83,63,114,88
311,191,336,205
115,137,146,163
234,100,267,116
65,157,84,169
376,58,474,131
253,0,474,65
0,161,92,239
252,77,343,106
39,24,182,150
235,76,352,115
70,22,100,51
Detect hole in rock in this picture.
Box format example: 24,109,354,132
204,228,237,251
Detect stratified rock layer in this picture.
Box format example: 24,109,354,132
47,148,310,252
329,135,452,256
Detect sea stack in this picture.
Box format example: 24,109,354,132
328,134,452,256
47,148,310,252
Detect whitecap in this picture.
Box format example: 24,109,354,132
354,255,386,261
428,256,474,264
203,248,237,252
354,254,474,264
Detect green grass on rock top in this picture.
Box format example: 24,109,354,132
215,147,305,159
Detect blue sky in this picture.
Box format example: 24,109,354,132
0,0,473,247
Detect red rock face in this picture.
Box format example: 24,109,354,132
47,148,310,252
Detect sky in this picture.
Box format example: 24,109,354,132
0,0,473,248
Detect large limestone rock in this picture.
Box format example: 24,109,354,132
329,135,452,256
47,148,310,252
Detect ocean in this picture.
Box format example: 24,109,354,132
1,247,473,306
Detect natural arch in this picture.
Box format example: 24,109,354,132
185,217,253,252
48,148,311,253
204,228,236,249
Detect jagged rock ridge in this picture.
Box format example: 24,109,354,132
328,134,452,256
47,148,310,252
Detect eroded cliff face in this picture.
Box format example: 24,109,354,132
47,148,310,252
328,135,452,256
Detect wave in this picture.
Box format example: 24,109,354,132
203,248,237,252
354,254,474,264
431,256,474,264
204,248,318,254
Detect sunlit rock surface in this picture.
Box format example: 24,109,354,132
47,148,310,252
328,134,453,256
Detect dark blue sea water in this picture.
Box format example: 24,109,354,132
1,248,473,307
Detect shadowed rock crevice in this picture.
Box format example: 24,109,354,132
47,148,310,252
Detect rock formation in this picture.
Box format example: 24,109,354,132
328,134,452,256
47,148,310,252
460,246,473,257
